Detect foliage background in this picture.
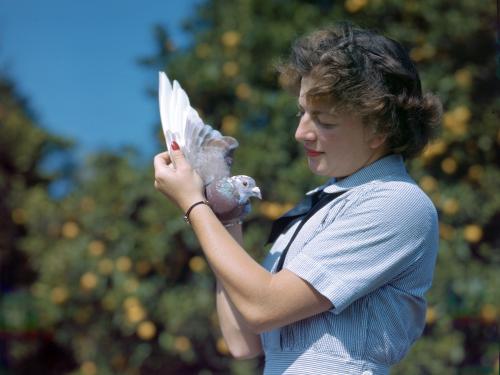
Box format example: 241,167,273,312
1,0,498,374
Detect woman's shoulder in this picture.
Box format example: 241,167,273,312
347,176,438,228
377,176,435,207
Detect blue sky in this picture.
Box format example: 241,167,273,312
0,0,200,161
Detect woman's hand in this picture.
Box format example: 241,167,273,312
153,142,206,212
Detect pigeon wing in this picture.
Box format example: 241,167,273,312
158,72,238,184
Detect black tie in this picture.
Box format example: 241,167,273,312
266,189,324,245
267,188,342,245
266,189,347,272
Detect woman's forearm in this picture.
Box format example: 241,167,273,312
189,204,275,332
216,281,263,358
215,223,262,358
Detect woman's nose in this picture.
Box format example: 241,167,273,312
295,113,316,142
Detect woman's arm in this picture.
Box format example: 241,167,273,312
154,149,331,334
216,224,262,359
188,204,331,333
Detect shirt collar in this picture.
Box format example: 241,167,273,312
306,154,408,195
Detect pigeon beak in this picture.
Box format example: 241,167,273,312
252,186,262,199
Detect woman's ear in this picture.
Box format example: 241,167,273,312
368,133,388,149
365,126,388,150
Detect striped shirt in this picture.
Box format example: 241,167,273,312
260,154,439,375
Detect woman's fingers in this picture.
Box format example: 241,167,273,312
153,152,172,184
154,148,190,170
154,151,171,167
169,146,190,169
153,148,191,185
153,148,205,211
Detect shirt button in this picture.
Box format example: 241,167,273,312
362,371,373,375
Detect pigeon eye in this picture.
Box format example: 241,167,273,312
243,181,248,186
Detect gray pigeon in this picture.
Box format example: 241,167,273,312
158,72,262,219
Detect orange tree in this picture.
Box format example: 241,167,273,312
1,1,498,374
0,74,77,373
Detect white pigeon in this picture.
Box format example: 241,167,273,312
158,72,261,221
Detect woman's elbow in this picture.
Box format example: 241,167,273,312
224,333,263,359
229,346,262,360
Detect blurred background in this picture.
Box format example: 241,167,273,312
0,0,498,374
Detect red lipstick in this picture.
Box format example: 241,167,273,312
304,147,323,157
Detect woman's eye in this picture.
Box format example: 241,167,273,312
296,111,304,118
316,120,337,129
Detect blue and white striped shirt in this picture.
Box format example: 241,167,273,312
260,154,439,375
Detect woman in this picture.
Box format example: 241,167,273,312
154,24,442,375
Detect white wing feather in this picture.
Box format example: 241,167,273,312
158,72,173,148
158,71,238,184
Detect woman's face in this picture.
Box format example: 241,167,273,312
295,76,388,178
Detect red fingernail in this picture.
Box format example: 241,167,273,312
171,141,179,150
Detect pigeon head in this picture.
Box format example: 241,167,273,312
230,175,262,204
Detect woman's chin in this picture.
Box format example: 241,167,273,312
307,160,329,176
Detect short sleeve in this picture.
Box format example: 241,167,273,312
285,183,438,314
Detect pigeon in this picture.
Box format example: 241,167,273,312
158,72,262,220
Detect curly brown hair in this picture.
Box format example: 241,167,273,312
279,23,442,159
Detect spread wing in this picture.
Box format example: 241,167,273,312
158,72,238,184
